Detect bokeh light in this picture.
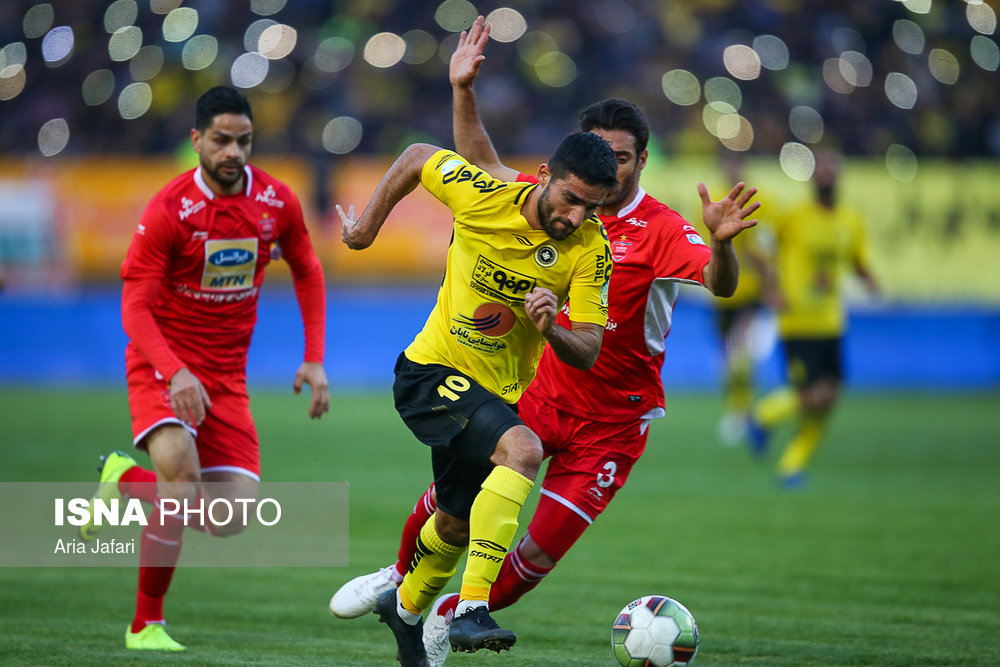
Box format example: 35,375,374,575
970,35,999,71
258,24,297,60
966,1,997,35
753,34,789,71
516,31,558,65
435,0,477,32
130,45,163,82
401,30,437,65
231,52,269,88
162,7,198,43
108,26,143,63
723,44,761,81
779,142,815,181
789,105,825,143
839,51,873,87
0,64,26,101
37,118,70,157
118,82,152,119
892,19,925,55
244,19,276,53
718,116,754,151
485,8,527,43
885,144,918,182
150,0,183,15
364,32,406,68
594,0,636,35
901,0,932,15
704,77,742,111
322,116,363,154
104,0,138,34
928,48,960,85
42,26,74,66
703,103,740,139
257,58,295,94
251,0,288,16
661,69,701,106
81,69,116,106
534,51,576,87
1,43,27,69
182,35,218,71
314,37,354,73
23,3,54,40
823,57,854,94
885,72,918,109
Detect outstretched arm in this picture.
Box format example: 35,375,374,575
337,143,439,250
698,181,761,297
450,15,520,182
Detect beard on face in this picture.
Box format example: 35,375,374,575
536,186,574,241
204,157,245,188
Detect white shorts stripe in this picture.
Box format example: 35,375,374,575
134,417,195,446
539,487,594,525
145,533,181,546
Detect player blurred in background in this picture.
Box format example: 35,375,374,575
712,153,776,447
79,86,330,650
329,17,760,666
746,149,879,487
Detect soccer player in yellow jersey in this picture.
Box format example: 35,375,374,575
747,150,879,487
713,153,775,446
337,133,617,665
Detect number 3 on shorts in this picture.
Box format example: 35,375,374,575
437,375,471,402
596,461,617,488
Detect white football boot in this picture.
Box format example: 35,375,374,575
329,564,400,619
423,593,458,667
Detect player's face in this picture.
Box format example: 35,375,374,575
587,128,646,211
191,113,253,195
536,171,610,241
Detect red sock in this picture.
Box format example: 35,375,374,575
395,484,436,577
489,536,554,611
118,465,157,503
131,498,184,633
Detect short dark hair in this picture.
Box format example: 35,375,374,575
194,86,253,131
548,131,617,189
578,98,649,155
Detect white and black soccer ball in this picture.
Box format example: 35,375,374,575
612,595,699,667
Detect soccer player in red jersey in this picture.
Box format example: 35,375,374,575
81,86,330,651
329,17,760,665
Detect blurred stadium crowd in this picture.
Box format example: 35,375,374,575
0,0,997,160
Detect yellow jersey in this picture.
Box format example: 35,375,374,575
773,199,871,338
405,150,612,403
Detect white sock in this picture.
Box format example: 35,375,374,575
395,592,422,626
455,599,488,618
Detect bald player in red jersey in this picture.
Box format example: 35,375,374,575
81,86,329,651
329,17,760,666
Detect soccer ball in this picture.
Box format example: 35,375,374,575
611,595,699,667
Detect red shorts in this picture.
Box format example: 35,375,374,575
518,386,650,526
125,348,260,479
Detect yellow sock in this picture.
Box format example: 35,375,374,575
754,386,799,429
777,413,827,475
398,516,465,614
460,466,533,602
724,360,754,413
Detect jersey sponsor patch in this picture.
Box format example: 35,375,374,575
686,233,706,246
453,302,516,337
470,255,536,306
201,238,257,290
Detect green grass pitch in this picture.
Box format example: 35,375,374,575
0,387,998,665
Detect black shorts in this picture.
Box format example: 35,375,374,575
782,337,842,387
392,352,523,520
715,302,763,339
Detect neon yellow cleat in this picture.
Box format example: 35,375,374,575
125,623,186,651
78,450,137,541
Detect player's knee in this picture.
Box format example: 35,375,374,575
492,428,542,478
435,512,469,546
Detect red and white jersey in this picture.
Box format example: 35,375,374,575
526,186,711,422
120,165,325,379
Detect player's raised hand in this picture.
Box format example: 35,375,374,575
698,181,761,242
525,287,558,336
293,361,330,419
450,15,491,89
336,204,367,249
168,367,212,426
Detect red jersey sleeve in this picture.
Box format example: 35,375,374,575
653,211,712,283
276,188,326,364
120,197,186,381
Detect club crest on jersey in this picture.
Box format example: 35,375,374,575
202,239,257,290
611,235,632,262
258,213,275,241
534,244,558,267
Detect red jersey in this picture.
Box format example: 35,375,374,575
120,165,325,380
525,185,712,422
